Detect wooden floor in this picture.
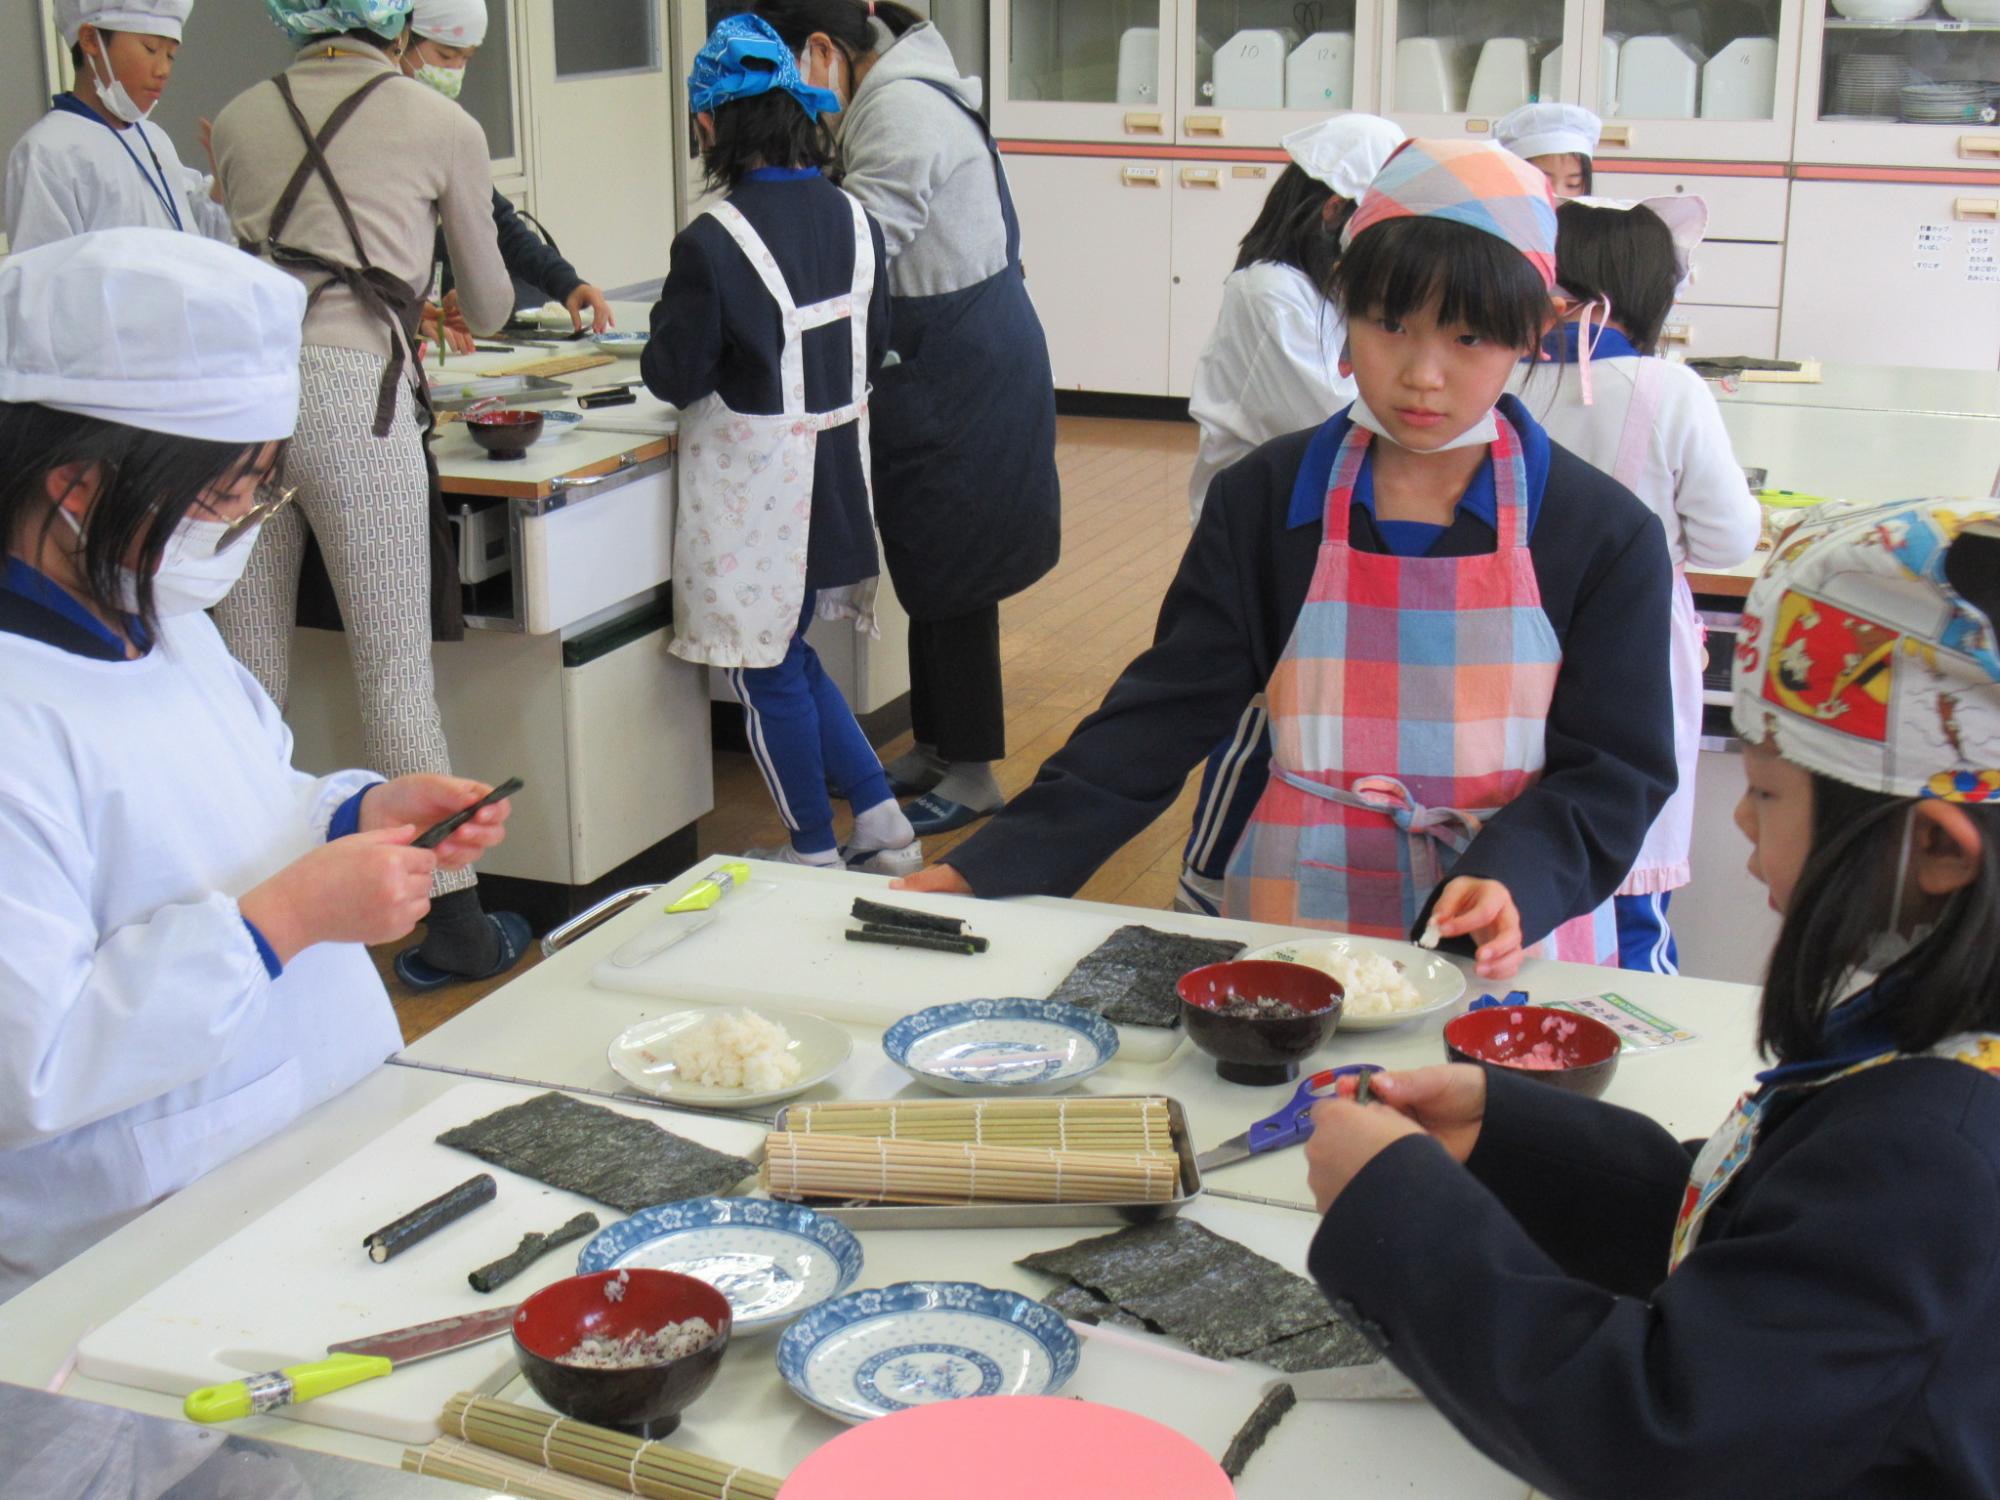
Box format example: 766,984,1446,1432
381,413,1202,1042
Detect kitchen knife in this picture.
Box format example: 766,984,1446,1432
1281,1362,1421,1402
182,1304,517,1422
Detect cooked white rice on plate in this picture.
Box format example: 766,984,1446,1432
667,1009,802,1092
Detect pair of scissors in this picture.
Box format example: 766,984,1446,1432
1195,1063,1383,1173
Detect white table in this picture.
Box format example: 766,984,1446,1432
1709,362,2000,421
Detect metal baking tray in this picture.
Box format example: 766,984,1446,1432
764,1094,1202,1230
430,375,573,413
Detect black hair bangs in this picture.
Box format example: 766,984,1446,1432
1328,216,1554,352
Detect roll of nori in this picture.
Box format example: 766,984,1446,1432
1220,1383,1297,1480
467,1211,601,1294
850,898,969,937
364,1174,496,1264
844,928,980,957
860,922,992,953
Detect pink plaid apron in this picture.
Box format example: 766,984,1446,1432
1223,417,1617,964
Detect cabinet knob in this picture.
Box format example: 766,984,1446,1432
1124,111,1165,135
1599,124,1633,148
1184,114,1226,137
1960,136,2000,160
1660,321,1694,346
1955,198,2000,221
1120,166,1164,188
1181,167,1223,188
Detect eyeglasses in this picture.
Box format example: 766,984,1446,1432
211,483,299,555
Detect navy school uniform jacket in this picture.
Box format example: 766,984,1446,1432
946,396,1677,950
642,168,890,594
1311,1054,2000,1499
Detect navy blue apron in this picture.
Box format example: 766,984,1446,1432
866,80,1061,621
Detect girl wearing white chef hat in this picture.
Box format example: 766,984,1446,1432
1176,112,1404,916
1508,194,1760,974
2,0,234,252
0,229,511,1300
1493,101,1602,198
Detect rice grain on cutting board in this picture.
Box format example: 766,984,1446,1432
437,1092,756,1213
1046,926,1246,1028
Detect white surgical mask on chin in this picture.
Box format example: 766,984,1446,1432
85,45,154,124
130,516,260,616
1347,391,1500,453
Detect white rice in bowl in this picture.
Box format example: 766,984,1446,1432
667,1009,802,1091
1291,947,1425,1019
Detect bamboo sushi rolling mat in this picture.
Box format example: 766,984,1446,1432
406,1395,782,1500
763,1132,1181,1206
783,1097,1177,1155
488,353,619,378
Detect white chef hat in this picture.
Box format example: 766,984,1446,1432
0,230,307,443
410,0,486,46
1568,193,1709,293
1281,113,1407,200
1494,102,1602,161
57,0,193,45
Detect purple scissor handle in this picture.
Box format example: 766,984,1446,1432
1244,1063,1386,1155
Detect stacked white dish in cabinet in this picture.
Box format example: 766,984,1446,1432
1830,0,1931,18
1396,36,1470,114
1213,28,1301,110
1287,31,1356,111
1467,38,1541,115
1618,35,1705,118
1702,37,1779,119
1116,27,1161,105
1540,35,1621,115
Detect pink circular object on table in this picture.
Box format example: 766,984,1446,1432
777,1396,1233,1499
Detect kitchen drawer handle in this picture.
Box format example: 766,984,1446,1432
1124,111,1164,135
1960,135,2000,158
541,885,664,957
1955,197,2000,220
1184,114,1226,137
1181,167,1223,188
1121,166,1164,187
1661,322,1694,345
548,455,636,492
1599,124,1633,148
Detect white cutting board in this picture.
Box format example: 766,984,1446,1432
75,1081,767,1446
588,869,1288,1066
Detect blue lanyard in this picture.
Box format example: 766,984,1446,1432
50,92,185,231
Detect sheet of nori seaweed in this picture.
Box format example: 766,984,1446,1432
436,1092,756,1213
1018,1219,1225,1302
1242,1317,1381,1372
1045,926,1245,1028
1220,1383,1298,1481
1039,1282,1153,1332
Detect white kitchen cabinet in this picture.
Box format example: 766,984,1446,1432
1662,303,1782,358
1795,3,2000,169
1380,0,1586,139
1780,180,2000,368
1580,0,1803,165
1594,171,1792,241
1167,159,1282,394
1178,0,1383,147
1008,152,1176,393
991,0,1178,142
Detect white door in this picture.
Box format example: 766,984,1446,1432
1007,151,1175,394
522,0,678,292
1780,181,2000,370
1167,159,1277,398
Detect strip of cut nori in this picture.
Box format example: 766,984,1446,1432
861,923,992,953
436,1092,756,1214
1040,1282,1153,1332
845,928,980,956
467,1211,601,1294
363,1174,496,1263
1045,926,1245,1028
1221,1383,1297,1481
850,898,968,936
1242,1318,1382,1372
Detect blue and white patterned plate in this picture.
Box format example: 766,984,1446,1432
575,1198,863,1334
775,1282,1080,1423
882,999,1120,1096
535,410,585,442
592,331,649,356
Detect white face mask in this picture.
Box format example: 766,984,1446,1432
139,516,260,616
1347,392,1500,453
84,42,154,124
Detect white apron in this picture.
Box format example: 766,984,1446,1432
670,195,878,669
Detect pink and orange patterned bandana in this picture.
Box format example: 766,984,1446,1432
1341,138,1559,290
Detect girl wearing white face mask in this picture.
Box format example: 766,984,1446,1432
3,0,235,252
0,230,515,1300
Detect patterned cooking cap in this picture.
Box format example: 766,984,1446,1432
1341,138,1558,290
689,14,839,119
1733,497,2000,804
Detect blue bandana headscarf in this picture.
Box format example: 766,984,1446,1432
689,14,840,119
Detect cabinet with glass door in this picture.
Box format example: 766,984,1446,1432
990,0,1178,141
1175,0,1382,146
1577,0,1802,162
1794,0,2000,167
1377,0,1587,138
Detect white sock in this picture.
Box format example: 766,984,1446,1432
850,798,916,851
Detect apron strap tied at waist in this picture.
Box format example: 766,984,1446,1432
1272,767,1495,892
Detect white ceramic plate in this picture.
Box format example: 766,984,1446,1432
881,999,1120,1096
1238,935,1466,1031
607,1006,850,1108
